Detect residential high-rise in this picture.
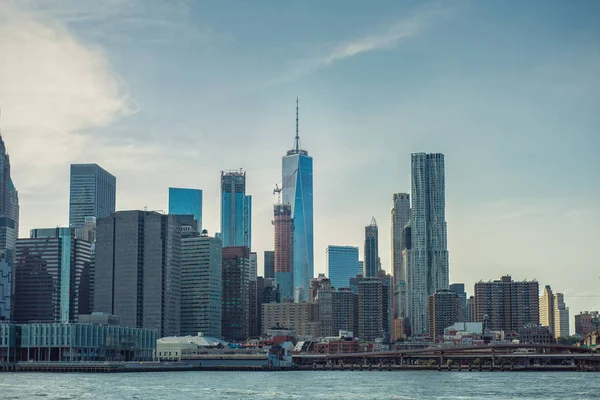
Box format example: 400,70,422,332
364,218,379,278
281,99,313,302
428,289,458,342
553,293,569,338
0,131,19,321
14,228,91,323
540,285,555,334
169,187,202,230
449,283,467,322
474,276,539,333
94,211,181,338
262,302,319,340
220,170,251,249
69,164,116,233
315,278,334,337
407,153,449,336
180,229,222,338
264,250,275,279
222,246,251,341
357,277,389,341
273,204,294,301
332,288,358,336
391,193,410,318
326,245,359,290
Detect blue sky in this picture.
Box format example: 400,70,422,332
1,1,599,328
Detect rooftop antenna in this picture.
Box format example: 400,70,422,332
294,97,299,153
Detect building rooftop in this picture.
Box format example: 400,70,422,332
157,333,228,347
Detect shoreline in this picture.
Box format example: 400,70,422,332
1,362,598,373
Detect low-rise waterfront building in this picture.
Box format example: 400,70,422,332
156,333,228,361
0,321,155,362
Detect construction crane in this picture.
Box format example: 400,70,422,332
273,183,282,204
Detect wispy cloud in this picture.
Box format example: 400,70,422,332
267,3,453,86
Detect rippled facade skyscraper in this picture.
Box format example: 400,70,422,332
407,152,449,336
282,100,313,302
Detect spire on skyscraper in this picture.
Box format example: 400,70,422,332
294,97,300,153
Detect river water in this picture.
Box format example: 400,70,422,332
0,371,597,399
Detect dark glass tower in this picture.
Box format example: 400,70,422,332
364,218,379,278
220,170,251,249
169,187,202,230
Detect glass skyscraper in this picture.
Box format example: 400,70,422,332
169,187,202,230
220,170,251,249
282,100,313,302
0,132,19,320
364,218,379,278
326,246,359,290
14,228,91,324
69,164,116,232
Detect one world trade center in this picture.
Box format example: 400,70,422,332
281,99,313,302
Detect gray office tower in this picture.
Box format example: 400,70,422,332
14,228,91,323
94,211,181,338
180,228,223,338
391,193,410,319
449,283,467,322
69,164,116,233
0,132,19,320
407,153,449,336
220,170,252,249
364,218,379,278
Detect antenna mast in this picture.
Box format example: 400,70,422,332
294,97,299,153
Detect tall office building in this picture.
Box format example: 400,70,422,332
256,277,280,335
69,164,116,232
553,293,569,338
220,170,251,249
14,228,91,323
428,289,458,342
364,218,379,278
82,217,97,313
391,193,410,318
180,229,222,338
326,245,359,290
0,132,18,321
169,187,202,230
94,211,181,338
449,283,467,322
407,153,449,336
222,246,251,341
540,285,555,334
474,275,539,333
281,99,313,302
263,250,275,279
357,278,389,341
273,204,294,300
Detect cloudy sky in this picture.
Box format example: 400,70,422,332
1,0,599,328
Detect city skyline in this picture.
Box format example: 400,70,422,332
1,0,599,323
